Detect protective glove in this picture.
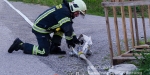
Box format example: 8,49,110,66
66,39,75,48
66,36,84,48
73,36,84,45
73,36,80,44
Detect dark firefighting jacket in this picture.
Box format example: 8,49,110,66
32,3,75,40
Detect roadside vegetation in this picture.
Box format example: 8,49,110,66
9,0,148,17
133,49,150,75
131,39,150,75
9,0,104,16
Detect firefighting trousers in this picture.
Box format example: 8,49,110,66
22,33,51,56
21,29,63,56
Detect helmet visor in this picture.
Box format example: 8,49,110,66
80,10,86,17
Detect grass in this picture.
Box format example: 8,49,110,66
9,0,149,17
109,38,150,74
9,0,104,16
9,0,63,5
131,38,150,74
10,0,148,18
139,38,150,45
133,49,150,75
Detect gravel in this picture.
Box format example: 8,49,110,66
2,0,150,75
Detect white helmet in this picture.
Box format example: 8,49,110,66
69,0,87,16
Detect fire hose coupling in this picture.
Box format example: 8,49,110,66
69,34,100,75
70,34,93,56
78,51,83,55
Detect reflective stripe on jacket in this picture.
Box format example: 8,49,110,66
32,3,75,40
32,24,51,33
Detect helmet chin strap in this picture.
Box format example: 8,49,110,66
71,13,75,19
71,12,85,19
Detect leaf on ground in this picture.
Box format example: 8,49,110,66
58,55,65,58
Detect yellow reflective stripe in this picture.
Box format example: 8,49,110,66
32,24,50,33
72,32,76,36
54,31,63,37
32,45,38,55
58,17,70,26
19,43,23,45
51,24,60,29
78,51,83,55
56,27,61,31
56,4,62,9
65,32,76,40
59,4,62,8
47,24,60,31
48,17,70,31
37,49,45,54
65,36,73,40
35,8,55,24
32,45,45,55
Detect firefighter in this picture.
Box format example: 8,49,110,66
8,0,87,56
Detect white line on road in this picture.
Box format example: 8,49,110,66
4,0,33,26
4,0,65,38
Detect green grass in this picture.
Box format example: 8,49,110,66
9,0,63,5
139,38,150,45
133,49,150,75
9,0,149,17
9,0,104,16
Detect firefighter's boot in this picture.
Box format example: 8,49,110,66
49,43,66,54
8,38,23,53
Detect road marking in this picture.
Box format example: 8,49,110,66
4,0,33,26
4,0,66,38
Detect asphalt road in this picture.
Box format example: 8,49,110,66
1,0,150,75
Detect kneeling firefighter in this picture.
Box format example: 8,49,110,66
8,0,87,56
